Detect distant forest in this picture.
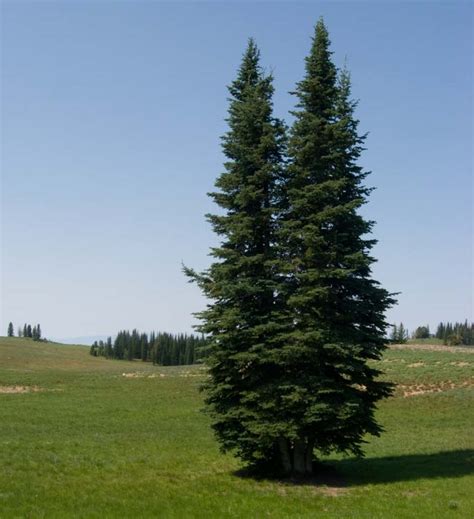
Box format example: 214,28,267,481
392,321,474,346
90,330,206,365
435,321,474,346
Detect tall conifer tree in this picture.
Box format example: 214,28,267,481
7,322,14,337
185,39,287,469
273,19,394,473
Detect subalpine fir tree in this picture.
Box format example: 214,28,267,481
273,19,395,474
185,39,287,470
7,322,14,337
397,322,408,343
390,324,398,342
23,324,28,338
140,333,149,361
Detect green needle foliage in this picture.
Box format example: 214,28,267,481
275,19,395,474
186,21,395,476
185,39,287,470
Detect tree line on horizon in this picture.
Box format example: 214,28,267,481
390,321,474,346
89,330,206,365
7,322,43,341
435,321,473,346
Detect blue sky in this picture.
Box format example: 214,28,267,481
1,1,472,341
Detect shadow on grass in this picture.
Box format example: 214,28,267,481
334,449,474,486
234,449,474,487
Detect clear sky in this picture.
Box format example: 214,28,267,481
1,1,472,341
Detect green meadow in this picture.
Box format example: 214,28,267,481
0,337,473,518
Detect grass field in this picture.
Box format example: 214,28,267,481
1,337,473,518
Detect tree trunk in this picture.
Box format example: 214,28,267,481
278,437,292,474
305,439,314,474
293,439,307,475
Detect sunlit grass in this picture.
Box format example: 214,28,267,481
1,337,472,518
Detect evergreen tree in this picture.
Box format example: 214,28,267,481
186,21,394,475
436,322,445,340
267,20,395,474
37,324,41,340
23,324,28,338
17,326,23,338
90,341,98,356
140,333,149,361
105,336,113,358
414,325,430,339
27,324,32,338
390,324,398,343
397,323,408,343
7,322,14,337
185,39,287,471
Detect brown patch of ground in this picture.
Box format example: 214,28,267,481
397,379,474,397
0,385,43,394
122,372,166,378
407,362,425,368
390,344,474,353
316,486,348,497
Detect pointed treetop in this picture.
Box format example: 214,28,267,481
293,17,337,115
228,38,267,99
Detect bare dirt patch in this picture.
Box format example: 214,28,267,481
407,362,425,368
390,344,474,354
316,486,348,497
398,379,474,397
122,372,166,378
0,385,43,394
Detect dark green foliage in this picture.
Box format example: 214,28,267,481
19,323,40,340
186,21,394,476
391,323,408,343
414,325,430,339
32,325,42,341
7,322,14,337
91,330,206,365
185,38,288,471
271,19,394,473
436,321,473,346
90,341,99,356
105,336,113,358
140,333,149,362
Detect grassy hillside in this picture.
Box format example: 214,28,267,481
0,337,473,518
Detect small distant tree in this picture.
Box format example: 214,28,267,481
414,325,430,339
7,322,14,337
36,324,42,340
390,324,398,343
140,333,149,361
397,323,408,343
17,326,23,338
105,336,113,358
32,326,38,341
90,341,98,356
23,324,28,338
26,324,32,338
